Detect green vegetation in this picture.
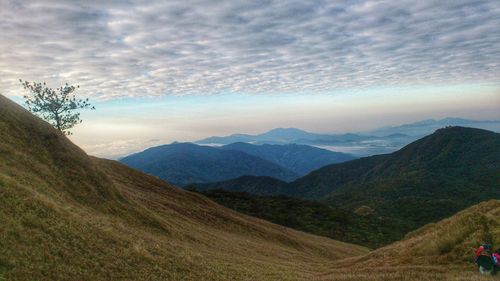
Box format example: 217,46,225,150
193,175,289,196
201,189,404,248
316,126,500,233
202,127,500,246
220,142,355,176
120,142,299,186
20,80,94,135
0,257,9,281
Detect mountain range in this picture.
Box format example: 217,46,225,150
220,142,355,175
120,141,353,186
370,117,500,136
120,142,299,185
195,126,500,243
196,118,500,156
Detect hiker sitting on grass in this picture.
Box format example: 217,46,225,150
475,243,494,275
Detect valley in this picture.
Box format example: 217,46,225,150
1,93,499,280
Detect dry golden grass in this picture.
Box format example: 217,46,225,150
346,200,500,267
316,200,500,280
318,266,498,281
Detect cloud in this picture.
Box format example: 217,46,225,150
79,138,165,159
0,0,499,99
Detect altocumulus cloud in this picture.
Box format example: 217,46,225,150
0,0,499,99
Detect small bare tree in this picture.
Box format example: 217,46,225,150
20,80,95,135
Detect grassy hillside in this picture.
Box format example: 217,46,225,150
0,95,367,281
318,200,500,280
200,189,405,248
359,200,500,266
120,142,299,186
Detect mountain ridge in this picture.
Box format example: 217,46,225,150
120,141,355,186
195,118,500,157
221,142,355,176
196,118,500,145
199,126,500,245
120,142,299,185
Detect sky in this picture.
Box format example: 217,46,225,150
1,0,499,158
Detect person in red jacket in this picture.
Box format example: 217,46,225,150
475,244,491,259
475,244,494,275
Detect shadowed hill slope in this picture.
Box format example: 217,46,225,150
199,127,500,247
290,127,500,229
290,126,500,200
0,95,367,281
221,142,355,176
217,127,500,226
199,189,404,248
194,175,289,196
120,142,299,186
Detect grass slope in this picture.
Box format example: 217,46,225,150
318,200,500,280
0,95,367,281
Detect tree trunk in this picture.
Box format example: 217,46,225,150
54,112,62,131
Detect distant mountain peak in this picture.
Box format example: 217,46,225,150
266,127,309,133
433,125,494,134
261,127,316,138
371,117,500,137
